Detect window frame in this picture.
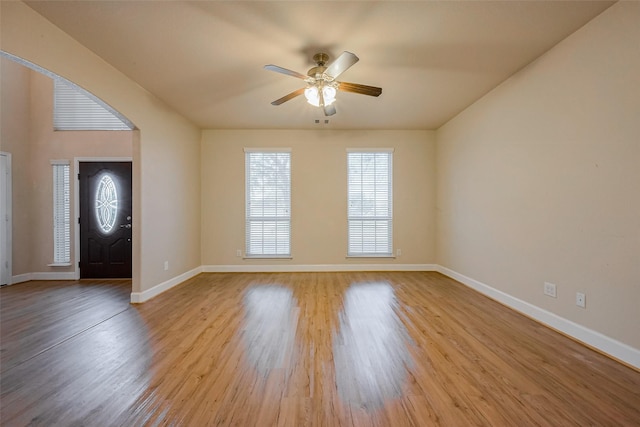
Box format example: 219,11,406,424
346,148,394,258
244,148,292,259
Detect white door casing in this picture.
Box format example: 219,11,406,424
0,152,12,285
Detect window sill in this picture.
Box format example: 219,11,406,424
346,255,396,259
48,262,72,267
243,256,292,260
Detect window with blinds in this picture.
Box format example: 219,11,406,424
53,79,134,131
52,161,71,264
245,149,291,257
347,149,393,256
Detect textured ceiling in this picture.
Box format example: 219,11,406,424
25,1,614,130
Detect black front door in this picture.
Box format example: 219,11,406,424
79,162,132,278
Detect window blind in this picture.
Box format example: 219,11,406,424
52,161,71,264
53,79,134,131
347,150,393,256
245,149,291,257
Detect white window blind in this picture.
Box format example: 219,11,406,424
347,150,393,256
52,161,71,264
53,79,134,131
245,149,291,257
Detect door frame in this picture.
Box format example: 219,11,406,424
0,152,12,285
74,157,132,280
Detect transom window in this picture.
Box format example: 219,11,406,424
245,149,291,258
347,149,393,256
53,79,134,131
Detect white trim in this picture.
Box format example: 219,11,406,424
243,256,293,260
436,265,640,370
9,272,77,284
130,266,203,303
346,255,396,259
11,273,31,285
0,152,12,286
346,147,394,153
203,264,438,273
74,157,133,281
32,271,77,281
243,147,291,153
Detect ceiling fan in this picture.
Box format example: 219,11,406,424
264,51,382,117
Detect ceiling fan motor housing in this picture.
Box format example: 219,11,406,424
312,52,330,66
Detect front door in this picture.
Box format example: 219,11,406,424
79,162,132,278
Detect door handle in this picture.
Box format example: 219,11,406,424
119,223,132,229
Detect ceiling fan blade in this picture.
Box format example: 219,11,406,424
271,88,305,106
324,51,359,80
324,104,336,116
264,64,309,80
338,81,382,97
318,87,335,116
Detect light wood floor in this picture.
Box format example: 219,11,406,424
1,272,639,426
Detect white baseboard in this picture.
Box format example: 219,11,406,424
436,265,640,370
32,271,78,281
203,263,438,273
11,273,32,285
11,271,77,284
130,266,203,303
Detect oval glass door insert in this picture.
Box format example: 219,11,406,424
95,174,118,233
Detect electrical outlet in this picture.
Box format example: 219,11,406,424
544,282,557,298
576,292,586,308
236,249,242,257
163,261,169,271
396,248,402,256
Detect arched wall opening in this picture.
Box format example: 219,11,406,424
1,1,202,299
1,52,138,286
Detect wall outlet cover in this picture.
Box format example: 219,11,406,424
544,282,557,298
576,292,586,308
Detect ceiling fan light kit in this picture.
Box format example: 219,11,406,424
304,85,337,107
265,51,382,117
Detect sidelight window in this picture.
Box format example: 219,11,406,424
51,161,71,264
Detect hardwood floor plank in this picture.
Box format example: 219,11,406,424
1,272,639,426
0,280,131,373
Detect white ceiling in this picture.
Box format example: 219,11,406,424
26,1,614,130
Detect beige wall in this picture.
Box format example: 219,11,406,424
202,130,436,267
1,1,202,293
436,2,640,348
1,57,32,275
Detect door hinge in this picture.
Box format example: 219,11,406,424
78,217,81,224
78,261,81,268
78,173,81,180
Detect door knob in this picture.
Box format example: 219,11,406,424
120,223,132,229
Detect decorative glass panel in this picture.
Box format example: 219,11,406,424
95,174,118,234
